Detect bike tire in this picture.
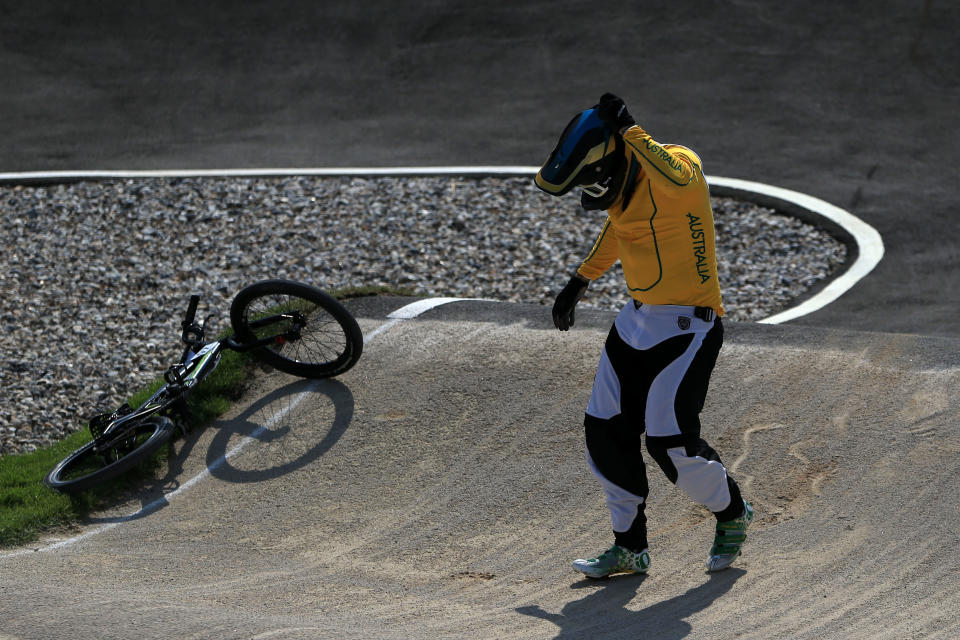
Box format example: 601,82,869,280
43,416,176,494
230,279,363,379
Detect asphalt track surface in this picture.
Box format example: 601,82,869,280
2,2,960,639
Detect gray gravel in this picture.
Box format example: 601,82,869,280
0,176,846,455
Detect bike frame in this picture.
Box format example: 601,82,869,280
91,296,304,453
92,341,223,452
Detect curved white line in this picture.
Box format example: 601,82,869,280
387,297,491,319
0,166,883,324
0,296,477,559
707,176,884,324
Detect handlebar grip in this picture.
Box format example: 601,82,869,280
183,295,200,327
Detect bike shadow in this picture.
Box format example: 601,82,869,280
84,377,353,522
516,568,745,640
204,376,354,484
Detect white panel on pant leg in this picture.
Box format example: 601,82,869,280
587,451,645,533
586,348,621,420
667,447,732,513
644,332,705,438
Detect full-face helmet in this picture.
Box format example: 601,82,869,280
535,107,627,211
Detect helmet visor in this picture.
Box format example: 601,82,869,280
535,108,614,196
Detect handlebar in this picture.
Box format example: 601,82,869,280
182,295,200,330
179,295,203,363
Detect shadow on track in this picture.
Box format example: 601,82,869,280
82,377,354,523
204,376,354,484
517,569,744,640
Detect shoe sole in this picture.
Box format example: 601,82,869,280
573,565,647,579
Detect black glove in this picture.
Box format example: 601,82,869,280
553,274,589,331
596,93,636,132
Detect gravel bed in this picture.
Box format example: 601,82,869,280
0,176,846,455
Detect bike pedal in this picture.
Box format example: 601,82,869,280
88,413,110,440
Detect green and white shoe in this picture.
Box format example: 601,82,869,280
572,545,650,578
707,500,755,572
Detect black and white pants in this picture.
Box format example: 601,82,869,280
584,301,744,552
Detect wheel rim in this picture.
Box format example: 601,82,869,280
57,421,163,483
241,292,350,368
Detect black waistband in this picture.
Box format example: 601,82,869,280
694,306,716,322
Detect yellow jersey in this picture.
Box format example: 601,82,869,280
576,125,725,316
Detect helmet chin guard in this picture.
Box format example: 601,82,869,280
579,136,625,210
535,107,627,211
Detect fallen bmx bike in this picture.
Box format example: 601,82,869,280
44,279,363,494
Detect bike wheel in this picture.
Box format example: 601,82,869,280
230,279,363,379
44,416,176,494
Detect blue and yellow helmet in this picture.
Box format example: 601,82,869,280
535,107,626,210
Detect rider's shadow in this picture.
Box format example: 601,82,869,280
203,376,354,484
516,569,744,640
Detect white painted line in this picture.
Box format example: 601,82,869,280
387,297,491,319
0,165,883,324
0,167,543,181
0,297,473,559
1,387,317,559
363,317,403,342
0,385,315,559
708,176,884,324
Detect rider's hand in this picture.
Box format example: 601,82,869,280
596,93,636,133
553,274,590,331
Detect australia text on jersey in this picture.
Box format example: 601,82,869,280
686,212,712,284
